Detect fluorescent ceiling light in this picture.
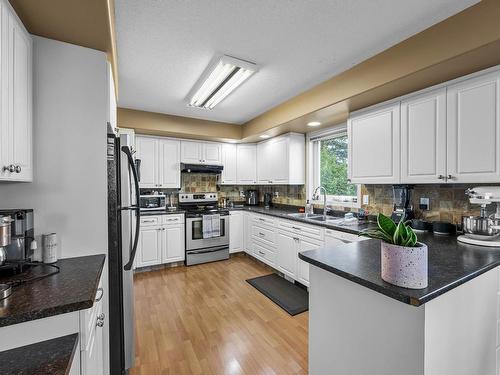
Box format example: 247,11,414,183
260,134,270,139
307,121,321,127
187,55,258,109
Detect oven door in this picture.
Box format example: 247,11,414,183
186,216,229,250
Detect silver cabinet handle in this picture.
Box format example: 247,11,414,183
292,226,301,230
438,175,445,180
259,218,265,221
447,174,454,180
166,218,178,222
259,232,265,236
293,237,300,241
3,164,15,173
98,313,105,320
97,319,104,327
258,250,265,255
142,220,155,223
95,287,104,302
14,165,21,173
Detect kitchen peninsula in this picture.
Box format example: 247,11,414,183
299,234,500,375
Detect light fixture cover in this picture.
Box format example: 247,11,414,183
307,121,321,127
187,55,258,109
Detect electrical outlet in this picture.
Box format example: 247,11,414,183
419,197,430,211
274,191,279,198
239,191,245,198
362,195,369,205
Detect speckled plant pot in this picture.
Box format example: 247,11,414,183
381,242,428,289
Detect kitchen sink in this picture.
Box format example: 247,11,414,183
287,213,322,219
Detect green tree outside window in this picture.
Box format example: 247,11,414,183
320,135,357,197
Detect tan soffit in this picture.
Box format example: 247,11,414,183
8,0,118,94
117,108,243,143
242,0,500,139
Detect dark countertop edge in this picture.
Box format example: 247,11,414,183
0,254,106,328
229,206,368,235
0,333,79,375
298,252,500,307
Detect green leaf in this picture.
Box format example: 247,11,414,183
359,229,393,242
377,213,397,237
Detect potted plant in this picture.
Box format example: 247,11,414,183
360,213,428,289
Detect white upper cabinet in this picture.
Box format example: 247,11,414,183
107,63,117,130
159,139,180,188
348,102,401,184
401,88,447,183
136,136,180,189
257,133,305,185
0,1,32,182
181,141,222,165
237,144,257,184
221,143,237,184
135,136,158,188
447,70,500,183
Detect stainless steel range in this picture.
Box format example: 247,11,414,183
179,193,229,266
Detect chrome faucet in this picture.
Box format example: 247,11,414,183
313,186,328,219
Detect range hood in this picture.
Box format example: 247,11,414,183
180,163,223,174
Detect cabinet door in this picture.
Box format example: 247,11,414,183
0,6,32,181
203,143,222,164
257,141,273,184
136,228,161,267
268,137,289,184
447,71,500,183
348,103,401,183
401,88,447,183
162,225,184,263
237,144,257,184
229,212,243,253
159,139,180,188
181,141,203,163
297,237,323,286
136,137,158,188
276,231,297,278
244,213,253,253
221,144,237,184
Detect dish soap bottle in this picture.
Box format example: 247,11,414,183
305,200,314,215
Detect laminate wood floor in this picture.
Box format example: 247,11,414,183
130,254,308,375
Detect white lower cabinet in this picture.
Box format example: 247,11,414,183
297,237,324,286
243,212,252,253
229,211,244,253
276,231,298,278
136,214,185,268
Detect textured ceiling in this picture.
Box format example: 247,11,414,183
115,0,478,124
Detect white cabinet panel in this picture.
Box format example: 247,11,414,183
203,143,222,164
221,143,237,184
159,139,180,188
401,88,447,183
447,70,500,183
244,212,253,253
297,237,323,287
276,231,297,278
348,103,400,184
181,141,202,163
229,212,243,253
257,140,273,184
0,1,32,182
237,144,257,184
136,137,158,188
136,227,161,267
162,225,184,263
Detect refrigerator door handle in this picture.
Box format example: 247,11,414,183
122,146,141,271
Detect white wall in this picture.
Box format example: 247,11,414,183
0,36,110,374
0,36,108,259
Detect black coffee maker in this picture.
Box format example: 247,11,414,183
0,209,34,261
263,193,273,208
391,185,414,223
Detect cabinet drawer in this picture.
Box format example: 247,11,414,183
253,240,276,266
140,216,161,226
252,214,276,227
162,214,184,225
252,225,275,247
279,220,324,240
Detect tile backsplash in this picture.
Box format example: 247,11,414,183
143,173,491,224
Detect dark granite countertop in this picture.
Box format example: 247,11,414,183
0,334,78,375
140,209,185,216
0,255,105,327
229,205,375,234
299,233,500,306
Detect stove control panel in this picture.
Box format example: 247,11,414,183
179,192,218,203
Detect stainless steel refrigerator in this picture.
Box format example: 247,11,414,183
107,130,140,374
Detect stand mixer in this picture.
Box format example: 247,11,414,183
458,186,500,247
